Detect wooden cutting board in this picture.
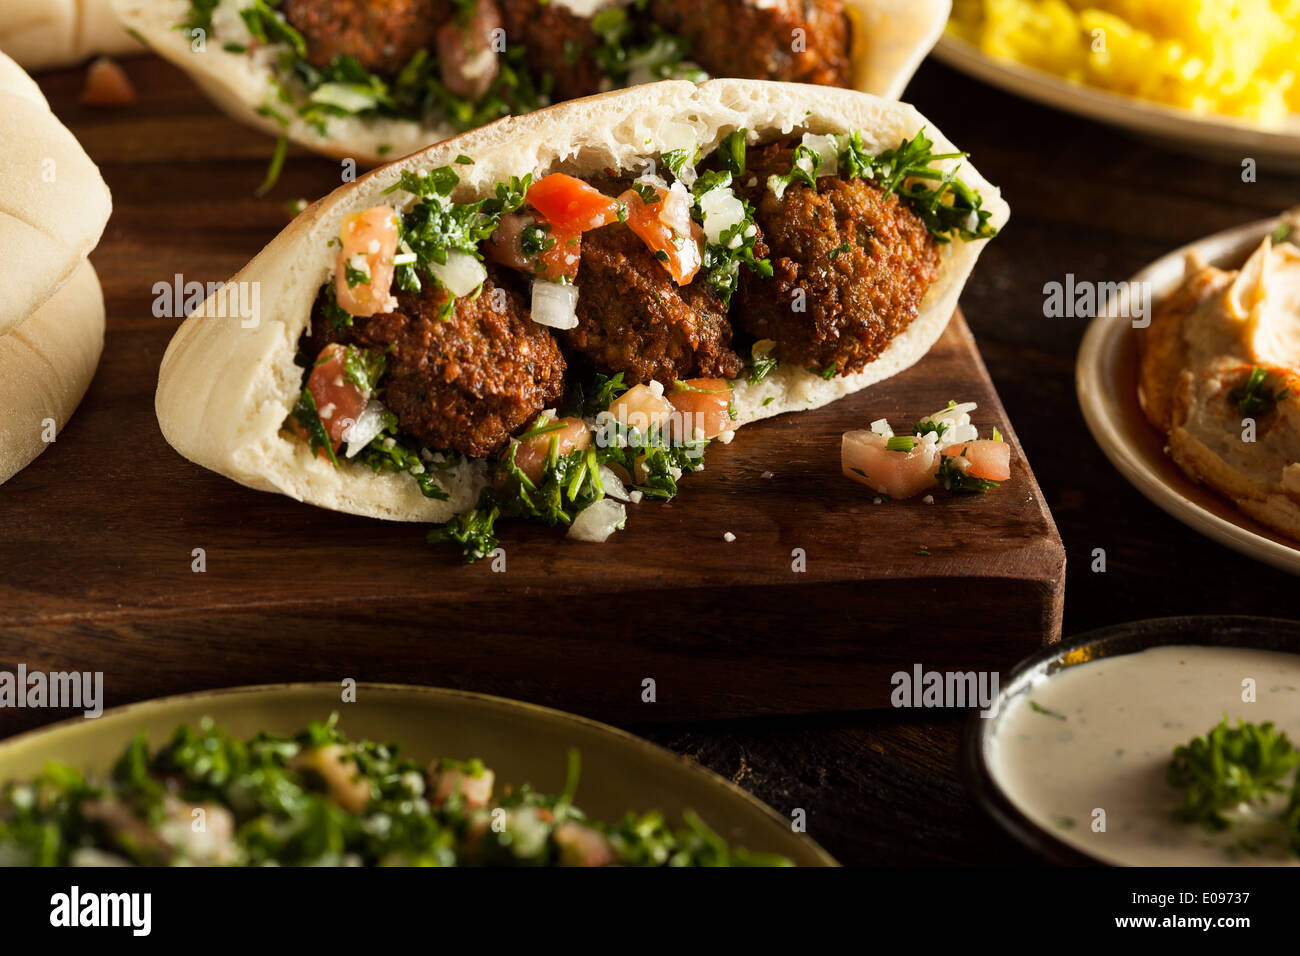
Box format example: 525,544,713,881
0,57,1064,733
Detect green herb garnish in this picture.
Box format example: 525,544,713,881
767,143,821,200
289,388,338,468
936,454,998,494
886,435,916,452
1231,367,1288,418
1169,718,1300,832
1028,700,1067,721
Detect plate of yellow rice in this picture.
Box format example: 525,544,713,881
939,1,1300,167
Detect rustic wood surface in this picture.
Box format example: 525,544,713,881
0,56,1062,718
1,49,1295,866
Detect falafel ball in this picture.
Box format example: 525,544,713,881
734,140,941,377
647,0,851,86
310,266,566,459
498,0,606,100
281,0,444,77
564,222,745,387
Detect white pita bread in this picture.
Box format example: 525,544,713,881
155,79,1008,523
0,0,143,71
0,261,106,485
114,0,948,164
0,50,113,335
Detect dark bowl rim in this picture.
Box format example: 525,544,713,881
962,614,1300,867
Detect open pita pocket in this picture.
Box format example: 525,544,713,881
0,0,143,71
156,79,1007,531
115,0,948,164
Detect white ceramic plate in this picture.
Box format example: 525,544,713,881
1076,215,1300,576
933,35,1300,171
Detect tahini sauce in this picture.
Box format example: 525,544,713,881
989,645,1300,866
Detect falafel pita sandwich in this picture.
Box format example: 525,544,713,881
114,0,948,164
155,79,1008,559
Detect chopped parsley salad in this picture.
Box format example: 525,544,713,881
0,716,792,866
283,126,997,561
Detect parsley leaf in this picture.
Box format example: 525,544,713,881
1169,718,1300,832
1231,367,1289,418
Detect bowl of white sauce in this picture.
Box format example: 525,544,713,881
966,616,1300,866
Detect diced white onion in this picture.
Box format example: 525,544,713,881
657,120,697,154
635,170,669,192
210,0,255,45
663,181,693,230
657,120,699,184
530,280,580,330
343,399,388,458
552,0,630,16
869,418,894,439
346,253,370,279
801,132,841,177
567,498,627,542
598,465,630,501
699,186,746,244
309,83,383,113
930,401,978,421
429,250,487,297
929,401,979,448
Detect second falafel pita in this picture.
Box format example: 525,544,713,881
155,79,1008,559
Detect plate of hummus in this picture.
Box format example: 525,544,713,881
1077,212,1300,576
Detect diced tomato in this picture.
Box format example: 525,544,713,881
841,431,940,499
435,0,502,101
334,205,400,318
618,184,702,285
527,174,622,233
511,415,592,485
941,440,1012,481
553,822,615,867
609,383,675,436
291,745,372,814
486,212,582,281
80,57,136,106
429,765,495,810
668,378,734,439
532,220,583,282
306,343,369,453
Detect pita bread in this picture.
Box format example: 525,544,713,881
114,0,948,164
0,261,106,485
156,78,1008,523
0,50,113,335
0,0,143,71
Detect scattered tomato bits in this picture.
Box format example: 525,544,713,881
842,402,1011,499
80,58,136,107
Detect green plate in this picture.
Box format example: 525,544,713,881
0,683,836,866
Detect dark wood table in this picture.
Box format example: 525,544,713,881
5,54,1296,867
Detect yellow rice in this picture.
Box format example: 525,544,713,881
948,0,1300,125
